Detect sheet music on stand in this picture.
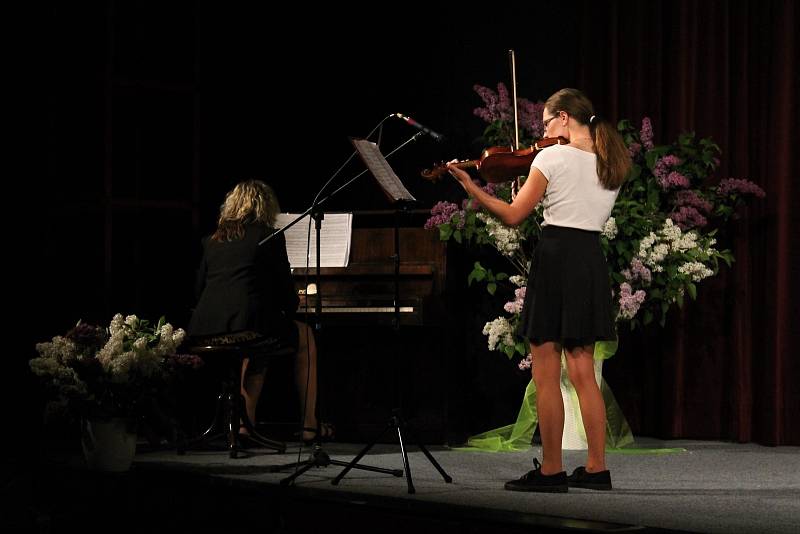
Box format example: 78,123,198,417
274,212,353,268
351,138,416,203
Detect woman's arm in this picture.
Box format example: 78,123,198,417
447,163,548,227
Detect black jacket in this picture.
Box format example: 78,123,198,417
188,224,298,337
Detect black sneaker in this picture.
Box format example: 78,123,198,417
504,458,568,493
567,466,612,490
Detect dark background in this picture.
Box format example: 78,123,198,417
17,1,798,449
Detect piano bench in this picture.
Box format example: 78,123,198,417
178,337,294,458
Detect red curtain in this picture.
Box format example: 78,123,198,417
575,0,798,445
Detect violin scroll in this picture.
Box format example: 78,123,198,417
421,160,477,182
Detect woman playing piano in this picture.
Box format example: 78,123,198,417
188,179,333,444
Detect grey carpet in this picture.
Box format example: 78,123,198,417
135,437,800,533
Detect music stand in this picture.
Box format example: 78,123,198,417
331,138,453,494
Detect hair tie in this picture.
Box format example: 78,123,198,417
589,115,596,124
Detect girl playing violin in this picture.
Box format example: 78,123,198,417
447,88,631,492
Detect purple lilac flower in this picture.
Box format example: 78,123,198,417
66,323,108,355
481,182,498,197
717,178,766,198
473,83,545,138
497,83,512,122
503,287,527,314
675,190,713,213
169,354,205,370
518,100,546,138
424,201,459,229
653,155,684,189
660,171,691,190
653,156,679,179
622,258,652,284
473,84,500,123
628,142,642,159
453,210,466,229
640,117,654,150
618,282,646,320
671,206,708,230
518,353,532,371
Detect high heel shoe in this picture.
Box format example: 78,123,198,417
299,423,335,445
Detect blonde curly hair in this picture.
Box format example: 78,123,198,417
211,180,280,242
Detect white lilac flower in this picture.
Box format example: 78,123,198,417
678,261,714,282
660,218,681,241
109,313,125,336
34,336,77,363
509,275,527,287
601,217,618,240
477,213,522,256
643,243,669,269
29,356,63,377
482,317,515,351
160,323,174,340
671,232,699,253
107,351,135,382
638,232,657,257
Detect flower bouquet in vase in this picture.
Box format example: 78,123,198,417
30,314,188,471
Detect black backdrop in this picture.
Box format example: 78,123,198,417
18,1,798,447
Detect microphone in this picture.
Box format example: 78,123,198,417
394,113,445,141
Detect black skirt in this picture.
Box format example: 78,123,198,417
517,225,616,349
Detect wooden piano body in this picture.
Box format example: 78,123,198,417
293,223,446,326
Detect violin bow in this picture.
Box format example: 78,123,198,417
509,49,521,200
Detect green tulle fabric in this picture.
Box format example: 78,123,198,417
455,340,683,454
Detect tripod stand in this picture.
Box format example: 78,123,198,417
330,149,452,494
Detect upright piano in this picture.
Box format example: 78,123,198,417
293,210,447,327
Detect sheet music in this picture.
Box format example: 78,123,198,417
351,138,416,203
274,212,353,268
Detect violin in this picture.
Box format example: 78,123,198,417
420,136,569,183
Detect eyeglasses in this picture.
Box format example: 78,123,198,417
543,112,561,130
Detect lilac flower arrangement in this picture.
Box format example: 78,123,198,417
473,83,545,147
29,314,198,422
607,118,765,328
425,85,766,365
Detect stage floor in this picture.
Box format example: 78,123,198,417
127,437,800,533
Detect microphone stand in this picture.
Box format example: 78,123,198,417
261,132,426,486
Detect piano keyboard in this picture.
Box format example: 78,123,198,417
298,306,414,314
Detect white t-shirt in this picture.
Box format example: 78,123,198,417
532,144,619,231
